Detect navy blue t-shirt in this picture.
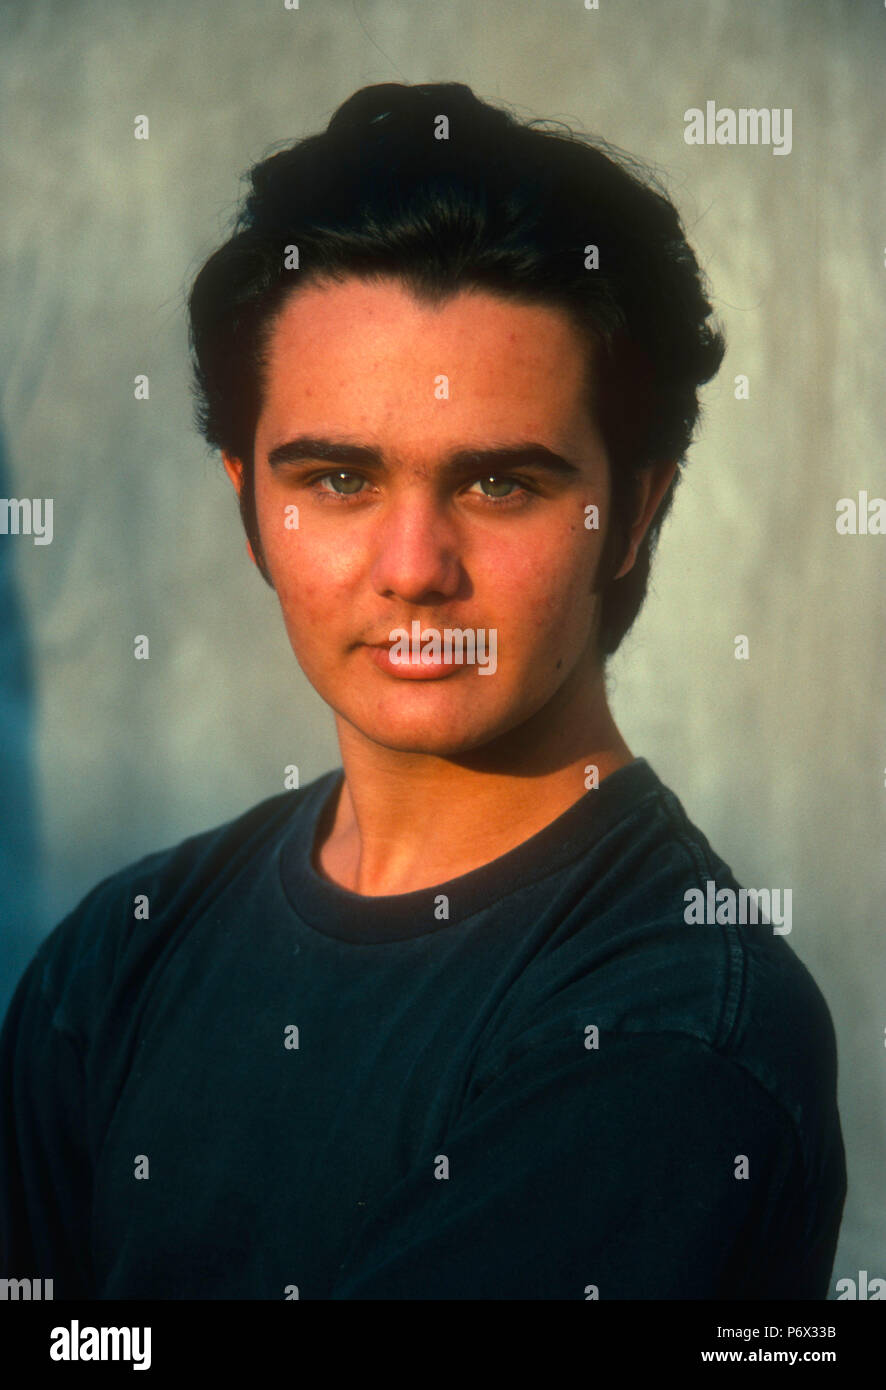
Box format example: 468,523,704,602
0,758,846,1299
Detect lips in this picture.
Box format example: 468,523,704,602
364,642,462,680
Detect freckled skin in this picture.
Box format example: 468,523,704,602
223,275,675,892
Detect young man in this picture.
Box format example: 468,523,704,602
0,82,845,1299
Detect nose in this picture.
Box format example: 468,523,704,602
369,491,463,605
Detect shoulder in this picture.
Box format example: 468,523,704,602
5,774,336,1046
483,764,841,1168
626,775,840,1124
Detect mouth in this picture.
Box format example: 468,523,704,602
363,642,463,681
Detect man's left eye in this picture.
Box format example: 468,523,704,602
468,476,521,499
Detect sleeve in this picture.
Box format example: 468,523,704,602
0,944,95,1298
329,1031,818,1300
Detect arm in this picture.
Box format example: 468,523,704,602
330,1031,820,1300
0,945,94,1297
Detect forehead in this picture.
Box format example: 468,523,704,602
256,275,599,454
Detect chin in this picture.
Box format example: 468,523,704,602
343,688,547,759
358,722,497,757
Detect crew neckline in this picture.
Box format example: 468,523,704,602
277,757,662,942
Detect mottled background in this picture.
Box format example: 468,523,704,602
1,0,883,1294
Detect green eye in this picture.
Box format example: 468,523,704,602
323,471,364,495
474,476,517,498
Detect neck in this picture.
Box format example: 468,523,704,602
314,658,634,897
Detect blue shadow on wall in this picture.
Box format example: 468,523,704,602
0,422,41,1024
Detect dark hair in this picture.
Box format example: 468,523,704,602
188,81,725,658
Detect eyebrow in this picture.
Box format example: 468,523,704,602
265,435,583,479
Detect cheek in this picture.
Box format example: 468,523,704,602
271,560,345,656
259,494,361,605
496,526,600,638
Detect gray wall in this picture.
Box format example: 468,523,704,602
1,0,883,1295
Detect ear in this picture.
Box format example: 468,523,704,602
221,452,258,568
612,460,679,581
222,451,244,495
